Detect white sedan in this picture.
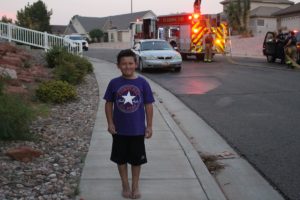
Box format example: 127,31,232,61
132,39,182,72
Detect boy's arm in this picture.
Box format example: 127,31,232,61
105,101,117,134
145,103,153,139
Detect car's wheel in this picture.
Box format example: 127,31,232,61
267,55,275,63
139,59,144,72
174,67,181,72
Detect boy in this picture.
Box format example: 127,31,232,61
103,49,154,199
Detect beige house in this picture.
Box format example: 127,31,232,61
272,2,300,31
64,10,156,43
220,0,294,34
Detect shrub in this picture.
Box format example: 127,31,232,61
0,94,35,140
54,61,85,85
36,80,77,103
45,46,68,68
54,54,93,85
63,53,93,74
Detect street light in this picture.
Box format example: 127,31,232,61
131,0,133,13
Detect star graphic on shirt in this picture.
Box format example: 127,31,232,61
122,91,136,105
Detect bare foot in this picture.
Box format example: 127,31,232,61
122,189,132,199
131,189,141,199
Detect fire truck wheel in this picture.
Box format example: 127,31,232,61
139,59,145,72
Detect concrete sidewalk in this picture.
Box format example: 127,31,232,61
78,58,284,200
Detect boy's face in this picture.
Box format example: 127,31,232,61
118,56,137,78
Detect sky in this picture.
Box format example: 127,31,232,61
1,0,300,25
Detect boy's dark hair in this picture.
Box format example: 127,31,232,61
117,49,137,64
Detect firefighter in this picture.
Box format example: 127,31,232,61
275,28,286,63
204,30,214,62
194,0,201,13
284,31,297,68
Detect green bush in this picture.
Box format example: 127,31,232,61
54,61,85,85
54,54,93,85
45,46,68,68
63,53,93,73
0,94,35,140
36,80,77,103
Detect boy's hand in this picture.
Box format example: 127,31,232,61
108,124,117,135
145,127,152,139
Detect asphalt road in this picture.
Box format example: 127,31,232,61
85,48,300,200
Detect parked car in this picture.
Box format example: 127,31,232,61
132,39,182,72
263,31,300,64
64,34,89,51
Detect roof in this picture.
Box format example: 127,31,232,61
50,25,67,34
250,6,281,17
220,0,294,5
272,2,300,16
108,10,156,30
75,10,155,32
75,16,108,32
64,23,77,34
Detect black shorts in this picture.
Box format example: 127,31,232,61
111,135,147,166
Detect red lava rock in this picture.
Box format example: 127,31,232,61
5,85,28,94
5,146,43,162
0,43,51,95
0,55,23,67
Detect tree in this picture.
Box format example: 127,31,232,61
242,0,251,35
0,16,13,23
89,29,104,42
16,0,52,32
225,0,251,35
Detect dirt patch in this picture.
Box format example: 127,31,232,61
199,153,225,175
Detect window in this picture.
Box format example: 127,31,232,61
257,19,265,26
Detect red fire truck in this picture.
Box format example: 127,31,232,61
132,13,229,60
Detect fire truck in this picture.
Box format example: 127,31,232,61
132,1,230,60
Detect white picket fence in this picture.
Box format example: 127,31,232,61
0,22,82,55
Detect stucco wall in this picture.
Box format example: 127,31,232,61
250,17,277,34
120,31,131,42
279,15,300,31
107,29,118,42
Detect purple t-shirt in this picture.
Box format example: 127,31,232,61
103,76,155,136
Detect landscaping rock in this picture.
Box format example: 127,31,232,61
0,73,99,199
5,146,43,162
0,67,17,79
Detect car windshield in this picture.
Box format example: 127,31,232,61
69,36,83,40
141,41,172,51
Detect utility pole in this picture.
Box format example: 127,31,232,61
131,0,133,13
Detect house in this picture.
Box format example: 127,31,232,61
272,2,300,31
249,6,281,34
220,0,294,34
64,10,157,43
